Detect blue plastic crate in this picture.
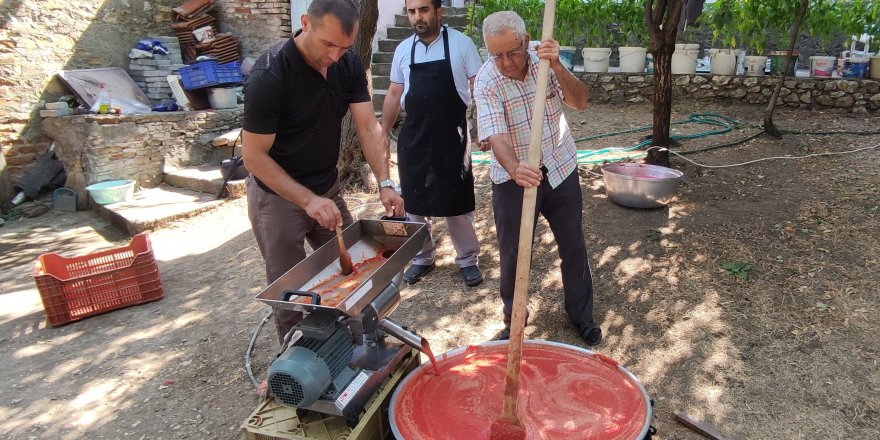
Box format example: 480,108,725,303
179,61,243,90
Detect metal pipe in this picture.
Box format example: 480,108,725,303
379,317,424,352
369,281,401,320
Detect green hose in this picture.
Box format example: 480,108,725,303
469,112,879,166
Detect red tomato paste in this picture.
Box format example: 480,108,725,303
393,343,649,440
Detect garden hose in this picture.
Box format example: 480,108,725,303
470,112,880,165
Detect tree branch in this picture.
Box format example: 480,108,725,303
763,0,809,139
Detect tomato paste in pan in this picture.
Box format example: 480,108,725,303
393,343,649,440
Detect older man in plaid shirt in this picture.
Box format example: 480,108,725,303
473,11,601,345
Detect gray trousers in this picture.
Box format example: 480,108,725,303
491,170,595,332
407,212,480,268
246,177,353,344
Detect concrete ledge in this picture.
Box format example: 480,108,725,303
164,164,246,199
91,185,225,235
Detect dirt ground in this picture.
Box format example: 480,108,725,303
1,101,878,440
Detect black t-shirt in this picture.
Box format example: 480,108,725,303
243,33,370,195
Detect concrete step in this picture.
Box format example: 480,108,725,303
387,27,415,40
394,14,470,27
164,164,247,199
372,89,387,112
91,185,226,235
373,75,391,90
372,52,395,64
373,62,392,76
378,39,403,52
385,25,468,41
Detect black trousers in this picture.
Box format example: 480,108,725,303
491,170,596,332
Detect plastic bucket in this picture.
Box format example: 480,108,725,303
208,87,238,109
768,51,798,76
672,47,699,74
709,49,738,75
870,56,880,80
744,55,768,76
618,47,647,73
810,56,836,77
646,53,654,74
559,46,576,71
85,180,135,205
842,58,869,78
582,47,611,73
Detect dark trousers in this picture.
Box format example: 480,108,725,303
246,177,353,344
492,170,595,332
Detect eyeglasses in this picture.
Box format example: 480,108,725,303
489,40,526,61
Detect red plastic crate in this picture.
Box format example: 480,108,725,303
33,233,164,327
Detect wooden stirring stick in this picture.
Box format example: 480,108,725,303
336,225,353,275
491,1,557,438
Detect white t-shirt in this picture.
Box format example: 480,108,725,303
389,26,483,110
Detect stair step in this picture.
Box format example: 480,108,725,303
164,164,247,199
373,62,392,76
91,185,226,235
372,52,395,64
386,27,415,40
372,89,387,112
394,14,470,27
378,39,403,52
373,75,391,90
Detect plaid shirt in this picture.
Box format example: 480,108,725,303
473,44,577,188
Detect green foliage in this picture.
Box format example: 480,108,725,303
868,1,880,46
763,0,804,49
581,0,616,47
805,0,843,53
701,0,740,49
738,0,771,54
467,0,642,49
721,261,752,280
616,0,648,47
467,0,544,44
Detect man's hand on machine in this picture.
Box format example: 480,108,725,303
304,195,343,231
379,187,405,218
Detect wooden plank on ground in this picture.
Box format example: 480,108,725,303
674,411,735,440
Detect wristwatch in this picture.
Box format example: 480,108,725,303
379,179,396,191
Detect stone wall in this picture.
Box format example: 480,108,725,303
1,0,178,184
577,73,880,115
0,0,289,203
215,1,291,58
41,110,243,188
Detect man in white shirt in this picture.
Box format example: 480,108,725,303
381,0,485,287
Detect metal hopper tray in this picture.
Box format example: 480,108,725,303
254,219,428,317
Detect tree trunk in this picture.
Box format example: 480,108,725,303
646,0,684,167
763,0,809,139
0,151,12,214
649,48,675,166
338,0,379,188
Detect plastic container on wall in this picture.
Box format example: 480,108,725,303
810,56,836,78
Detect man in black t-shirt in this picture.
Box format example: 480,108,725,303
243,0,404,344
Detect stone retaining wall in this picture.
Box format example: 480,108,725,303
577,73,880,115
1,0,289,200
41,110,242,188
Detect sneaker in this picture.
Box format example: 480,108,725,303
580,324,603,346
403,263,435,285
460,265,484,287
